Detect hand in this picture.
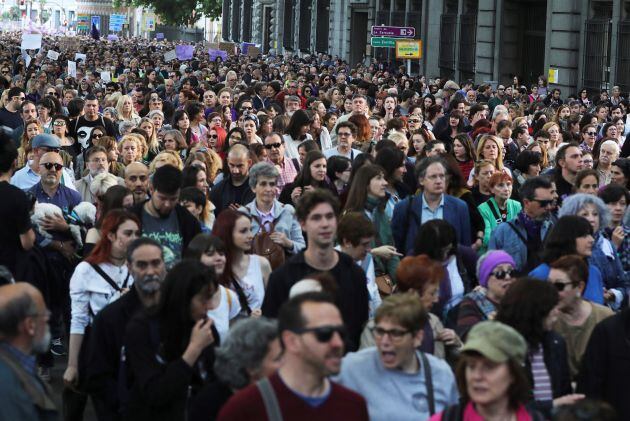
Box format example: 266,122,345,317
189,318,214,351
604,290,615,302
436,329,460,346
58,241,76,260
371,245,403,260
228,203,241,211
553,394,585,407
303,185,314,192
290,187,303,202
41,214,69,232
471,238,482,251
63,366,79,390
611,226,625,249
250,308,262,318
270,231,292,248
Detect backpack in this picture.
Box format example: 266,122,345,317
251,215,286,270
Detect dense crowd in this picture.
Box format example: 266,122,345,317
0,32,629,421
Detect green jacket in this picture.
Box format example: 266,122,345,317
477,197,522,254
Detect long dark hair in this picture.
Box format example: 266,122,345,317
156,260,218,361
293,150,327,188
496,277,558,349
212,209,251,287
172,109,192,146
374,147,405,185
96,185,132,228
285,109,312,140
413,219,457,261
541,215,592,263
344,164,385,212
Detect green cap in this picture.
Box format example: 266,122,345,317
460,321,527,365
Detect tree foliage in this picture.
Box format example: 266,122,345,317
113,0,222,26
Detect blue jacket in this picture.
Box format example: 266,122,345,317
591,233,629,306
391,193,471,255
488,215,554,272
240,200,305,255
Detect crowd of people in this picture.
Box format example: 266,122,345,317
0,31,630,421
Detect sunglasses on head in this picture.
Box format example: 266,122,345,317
292,325,347,343
40,162,63,171
491,268,515,280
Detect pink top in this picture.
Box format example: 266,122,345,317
429,401,533,421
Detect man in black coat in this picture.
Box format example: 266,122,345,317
85,238,166,421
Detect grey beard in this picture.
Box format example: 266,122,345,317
136,274,163,294
32,328,51,354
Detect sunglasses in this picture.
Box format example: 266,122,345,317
293,325,347,343
93,133,104,139
53,121,66,126
40,162,63,171
408,119,421,123
240,106,253,111
552,280,577,292
264,142,283,149
585,131,596,136
208,134,218,139
531,198,554,207
491,268,515,280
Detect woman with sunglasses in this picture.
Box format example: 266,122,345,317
455,250,516,340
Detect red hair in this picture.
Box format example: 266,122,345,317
488,171,513,188
212,126,228,159
396,255,445,295
212,209,251,286
85,210,140,265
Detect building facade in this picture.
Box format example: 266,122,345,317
222,0,630,94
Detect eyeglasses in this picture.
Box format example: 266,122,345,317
264,142,283,149
240,106,253,111
491,268,515,280
40,162,63,171
292,325,347,343
337,131,352,137
151,98,162,103
531,198,554,207
371,326,411,341
53,121,66,126
408,119,421,123
551,280,577,292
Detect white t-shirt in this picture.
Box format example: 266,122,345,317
207,285,241,342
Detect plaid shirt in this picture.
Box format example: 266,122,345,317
268,157,298,197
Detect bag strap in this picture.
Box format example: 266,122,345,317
231,278,252,316
487,199,503,223
225,286,232,313
420,351,435,415
256,377,283,421
506,221,528,245
89,263,123,292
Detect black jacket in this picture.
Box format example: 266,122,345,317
130,201,201,255
209,175,255,215
261,250,369,352
577,308,630,418
85,287,143,421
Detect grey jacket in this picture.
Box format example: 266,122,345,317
240,200,306,255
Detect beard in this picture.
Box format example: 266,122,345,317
32,327,51,354
135,274,163,294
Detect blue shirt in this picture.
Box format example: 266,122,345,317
11,165,77,191
421,193,444,222
28,183,81,214
0,342,36,376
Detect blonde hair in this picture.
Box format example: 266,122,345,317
149,150,184,173
476,135,504,171
139,117,160,154
127,133,148,157
186,146,223,182
115,94,139,121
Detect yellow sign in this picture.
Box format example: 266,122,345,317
548,68,559,84
395,39,422,59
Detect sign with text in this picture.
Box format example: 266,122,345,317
370,37,409,48
395,39,422,59
548,68,559,84
371,25,415,38
109,14,126,31
208,49,228,61
76,15,89,31
175,45,194,60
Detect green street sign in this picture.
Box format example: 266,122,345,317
370,37,399,48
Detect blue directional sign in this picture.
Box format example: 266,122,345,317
109,14,126,32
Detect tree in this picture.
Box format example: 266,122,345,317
113,0,221,26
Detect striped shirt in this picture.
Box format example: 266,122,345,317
530,346,553,401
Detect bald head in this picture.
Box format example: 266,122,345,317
125,162,150,204
0,283,44,338
125,161,149,177
227,143,249,160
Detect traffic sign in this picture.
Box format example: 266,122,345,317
395,39,422,59
370,37,404,48
371,25,416,38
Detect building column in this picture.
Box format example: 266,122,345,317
609,0,622,87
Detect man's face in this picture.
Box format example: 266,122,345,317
87,151,108,177
227,155,251,183
336,127,355,150
496,86,505,97
21,103,37,121
129,245,166,295
419,163,446,195
285,100,300,114
165,79,175,93
125,164,149,202
287,81,298,95
264,134,285,164
150,188,179,217
11,91,25,109
342,236,372,262
352,98,367,114
203,90,217,107
612,108,623,119
84,99,99,119
374,317,421,371
287,302,345,376
525,187,554,219
300,202,337,248
38,152,63,187
560,146,583,175
599,144,619,165
226,74,237,87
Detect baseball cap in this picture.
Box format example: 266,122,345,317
32,133,61,149
460,321,527,365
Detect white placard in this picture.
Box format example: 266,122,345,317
21,33,42,50
163,49,177,62
22,50,31,68
100,71,111,82
47,50,60,60
68,60,77,78
74,53,87,63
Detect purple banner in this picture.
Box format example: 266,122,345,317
175,45,194,60
156,33,164,40
208,49,228,61
371,26,415,38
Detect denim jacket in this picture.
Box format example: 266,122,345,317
240,200,305,255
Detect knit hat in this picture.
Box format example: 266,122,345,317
461,321,527,364
477,250,516,287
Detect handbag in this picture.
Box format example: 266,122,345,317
251,216,286,270
375,274,394,297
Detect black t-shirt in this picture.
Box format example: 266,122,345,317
0,181,32,273
0,108,23,130
70,115,118,150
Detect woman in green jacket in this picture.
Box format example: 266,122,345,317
477,172,522,253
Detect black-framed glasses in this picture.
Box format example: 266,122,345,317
240,106,253,111
40,162,63,171
208,134,218,139
551,280,577,292
585,131,596,136
292,325,347,343
370,326,411,341
491,268,515,280
531,198,554,207
264,142,283,149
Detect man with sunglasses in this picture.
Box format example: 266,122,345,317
264,132,298,196
489,176,556,274
547,255,612,380
0,87,26,133
262,189,369,352
219,292,369,421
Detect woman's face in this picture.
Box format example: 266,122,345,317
344,99,353,112
482,140,499,161
419,283,439,310
476,165,496,188
151,114,164,128
208,130,218,148
163,136,177,151
607,197,628,226
317,102,326,117
196,170,208,191
122,141,138,163
178,113,190,130
140,122,154,137
368,173,388,198
254,176,277,205
465,356,514,407
123,98,132,113
611,165,628,187
452,139,466,159
335,164,352,184
37,106,49,120
423,97,433,109
311,113,321,129
232,216,253,252
576,175,599,195
107,146,118,162
243,120,256,138
326,115,337,130
577,203,600,232
559,107,570,119
547,125,560,143
527,162,541,177
189,285,214,321
492,181,512,201
412,134,426,154
575,233,595,257
384,97,396,110
109,219,140,256
606,125,618,138
449,116,460,128
310,158,327,182
26,123,40,140
201,249,226,275
229,132,243,146
255,339,284,381
486,263,515,302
